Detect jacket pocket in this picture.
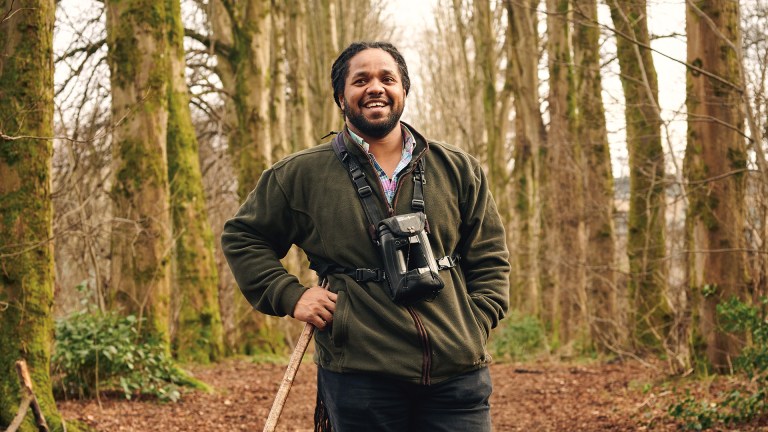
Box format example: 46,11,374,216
331,290,349,347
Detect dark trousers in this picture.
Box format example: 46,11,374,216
316,366,493,432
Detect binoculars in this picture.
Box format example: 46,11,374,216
377,213,444,304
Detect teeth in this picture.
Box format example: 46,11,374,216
366,102,386,108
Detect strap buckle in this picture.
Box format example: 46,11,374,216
355,268,385,282
437,255,460,270
411,199,425,211
358,185,373,198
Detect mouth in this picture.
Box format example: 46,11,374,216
362,99,389,110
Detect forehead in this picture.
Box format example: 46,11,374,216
346,48,400,78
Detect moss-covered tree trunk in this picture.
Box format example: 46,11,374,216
684,0,748,371
166,0,224,363
505,0,546,316
306,0,341,136
213,0,273,201
608,0,669,349
286,0,313,152
545,0,587,348
0,0,65,430
573,0,619,352
105,0,172,342
473,0,512,222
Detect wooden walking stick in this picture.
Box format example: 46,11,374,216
263,279,328,432
262,322,315,432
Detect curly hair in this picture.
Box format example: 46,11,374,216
330,41,410,109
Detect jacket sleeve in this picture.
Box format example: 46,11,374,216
458,158,510,335
221,167,307,317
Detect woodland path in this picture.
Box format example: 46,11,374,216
59,358,767,431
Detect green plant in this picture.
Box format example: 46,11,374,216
52,312,186,402
489,311,546,361
668,296,768,429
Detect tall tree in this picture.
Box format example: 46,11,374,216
0,0,65,429
211,0,274,201
685,0,749,370
545,0,587,347
609,0,669,349
573,0,619,351
286,0,313,152
166,0,224,363
505,0,545,315
105,0,173,341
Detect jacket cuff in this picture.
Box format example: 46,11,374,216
279,283,309,318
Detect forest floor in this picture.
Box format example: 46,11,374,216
58,356,768,431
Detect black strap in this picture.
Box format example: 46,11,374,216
309,254,459,283
332,134,385,242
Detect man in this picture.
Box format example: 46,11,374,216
222,41,510,431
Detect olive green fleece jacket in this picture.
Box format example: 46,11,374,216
221,123,510,385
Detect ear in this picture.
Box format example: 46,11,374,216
339,97,345,110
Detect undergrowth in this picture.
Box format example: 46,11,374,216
668,296,768,430
52,311,202,402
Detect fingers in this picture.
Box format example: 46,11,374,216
293,286,337,330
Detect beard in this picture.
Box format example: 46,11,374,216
344,100,404,139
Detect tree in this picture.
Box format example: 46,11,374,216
505,0,545,315
166,0,224,363
685,0,749,370
609,0,669,349
0,0,66,429
544,0,587,347
105,0,173,342
573,0,619,351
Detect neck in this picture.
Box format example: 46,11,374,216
348,122,403,155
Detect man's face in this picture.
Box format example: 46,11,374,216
339,48,406,140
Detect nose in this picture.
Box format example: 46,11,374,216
366,79,385,95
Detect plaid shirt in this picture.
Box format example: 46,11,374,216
347,125,416,204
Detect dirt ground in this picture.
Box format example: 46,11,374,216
58,357,768,431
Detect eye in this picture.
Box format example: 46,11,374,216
353,78,367,85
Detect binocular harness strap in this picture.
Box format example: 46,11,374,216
324,132,457,283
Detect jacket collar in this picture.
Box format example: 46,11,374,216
339,121,429,166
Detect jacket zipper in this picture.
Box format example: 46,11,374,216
355,138,433,385
406,306,432,385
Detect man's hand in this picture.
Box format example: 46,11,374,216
293,286,337,330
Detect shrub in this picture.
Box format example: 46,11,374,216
668,296,768,430
489,311,546,361
52,312,185,402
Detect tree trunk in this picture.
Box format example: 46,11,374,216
685,0,749,371
545,0,587,349
286,0,314,152
0,0,65,429
505,0,545,316
608,0,669,349
573,0,620,352
105,0,172,342
166,0,225,363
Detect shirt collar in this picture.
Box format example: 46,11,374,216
347,124,415,154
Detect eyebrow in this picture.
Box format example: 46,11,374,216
349,68,398,79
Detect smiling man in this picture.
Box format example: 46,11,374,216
222,41,510,432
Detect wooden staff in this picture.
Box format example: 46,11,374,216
263,277,328,432
262,322,316,432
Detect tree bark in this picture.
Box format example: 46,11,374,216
505,0,545,316
0,0,65,429
573,0,620,352
545,0,587,348
685,0,749,371
166,0,225,363
105,0,173,342
609,0,670,349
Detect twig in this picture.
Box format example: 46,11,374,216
13,360,50,432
